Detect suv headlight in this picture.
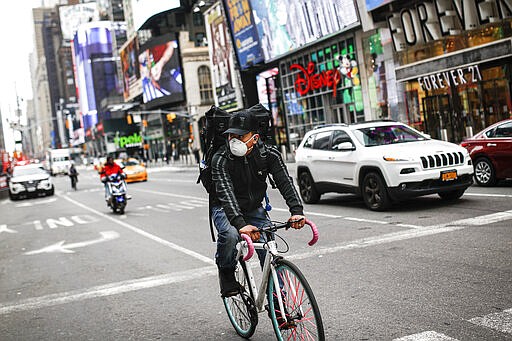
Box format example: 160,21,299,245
383,156,412,162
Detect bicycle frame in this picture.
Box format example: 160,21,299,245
235,237,297,324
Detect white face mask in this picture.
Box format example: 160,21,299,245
229,137,251,157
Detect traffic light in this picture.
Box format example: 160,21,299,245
126,114,132,124
142,119,148,127
166,113,176,123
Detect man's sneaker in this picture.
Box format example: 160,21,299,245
219,268,242,298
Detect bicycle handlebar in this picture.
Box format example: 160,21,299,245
240,218,319,261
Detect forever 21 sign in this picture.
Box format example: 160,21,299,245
418,64,482,91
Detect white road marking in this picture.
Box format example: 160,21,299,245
0,224,17,234
59,194,214,265
0,266,216,315
289,210,512,261
465,192,512,198
393,331,459,340
468,309,512,334
25,231,120,255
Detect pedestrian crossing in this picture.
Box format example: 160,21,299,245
393,308,512,340
134,199,208,212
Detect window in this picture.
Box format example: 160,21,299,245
331,130,352,150
303,134,315,148
494,122,512,137
198,65,213,104
312,131,331,150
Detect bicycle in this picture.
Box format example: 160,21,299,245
222,218,325,340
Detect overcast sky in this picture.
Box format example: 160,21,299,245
0,1,41,152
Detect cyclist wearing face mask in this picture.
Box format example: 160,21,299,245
211,110,306,297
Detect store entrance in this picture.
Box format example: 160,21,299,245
422,95,458,141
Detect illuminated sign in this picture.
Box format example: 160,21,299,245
417,64,482,91
114,132,143,148
290,62,341,97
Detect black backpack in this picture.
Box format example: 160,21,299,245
196,104,274,241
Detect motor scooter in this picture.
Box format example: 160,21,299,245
105,173,130,214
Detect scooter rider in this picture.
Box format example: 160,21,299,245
100,156,126,201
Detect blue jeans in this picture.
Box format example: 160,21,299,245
212,206,270,270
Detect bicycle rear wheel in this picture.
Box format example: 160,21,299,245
222,258,258,338
267,259,325,340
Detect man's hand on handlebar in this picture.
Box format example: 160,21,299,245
239,225,260,241
288,215,306,229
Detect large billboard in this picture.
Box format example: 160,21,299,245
73,22,124,131
59,3,100,42
129,0,181,31
206,2,239,110
224,0,264,70
224,0,359,67
138,35,185,107
120,35,142,101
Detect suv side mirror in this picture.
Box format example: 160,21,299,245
334,142,356,151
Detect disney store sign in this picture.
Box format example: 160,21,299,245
290,62,341,97
418,64,482,91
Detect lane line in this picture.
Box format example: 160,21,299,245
59,194,214,265
393,331,459,341
0,266,216,315
468,310,512,335
288,210,512,261
464,192,512,198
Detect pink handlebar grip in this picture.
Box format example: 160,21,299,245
240,234,254,261
305,219,319,246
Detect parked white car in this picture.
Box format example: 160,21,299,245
295,121,474,210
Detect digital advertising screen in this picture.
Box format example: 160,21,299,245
120,35,142,101
73,22,122,131
138,35,185,107
248,0,359,62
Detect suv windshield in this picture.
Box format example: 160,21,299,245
354,125,427,147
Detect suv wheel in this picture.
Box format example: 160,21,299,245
474,158,496,186
362,172,390,211
298,171,320,204
438,189,465,200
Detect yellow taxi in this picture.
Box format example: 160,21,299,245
115,158,148,183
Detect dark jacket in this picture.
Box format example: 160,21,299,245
211,143,303,230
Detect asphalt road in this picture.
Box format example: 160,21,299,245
1,164,511,340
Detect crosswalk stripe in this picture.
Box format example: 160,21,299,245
393,331,459,341
468,310,512,334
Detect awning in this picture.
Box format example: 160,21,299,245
395,38,512,82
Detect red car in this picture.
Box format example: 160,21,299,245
460,119,512,186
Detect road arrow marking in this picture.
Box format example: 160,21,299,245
24,231,119,255
0,224,17,234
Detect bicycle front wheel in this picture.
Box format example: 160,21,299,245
267,259,325,340
222,259,258,338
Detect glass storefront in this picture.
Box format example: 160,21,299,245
279,36,363,148
403,63,512,143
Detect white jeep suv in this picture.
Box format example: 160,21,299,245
295,121,474,210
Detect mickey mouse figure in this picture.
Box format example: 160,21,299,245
338,54,360,86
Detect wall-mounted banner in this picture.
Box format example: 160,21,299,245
206,2,240,110
290,62,341,97
224,0,264,69
417,64,482,91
